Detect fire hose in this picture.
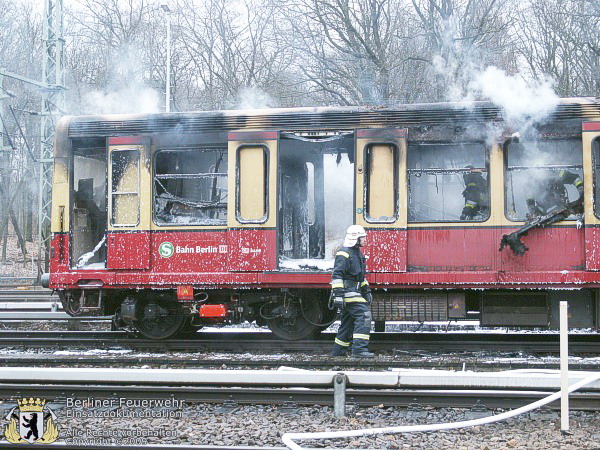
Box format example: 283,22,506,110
282,371,600,450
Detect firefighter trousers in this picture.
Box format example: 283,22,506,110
331,301,372,355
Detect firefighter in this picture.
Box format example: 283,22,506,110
526,169,583,218
460,166,488,220
330,225,374,358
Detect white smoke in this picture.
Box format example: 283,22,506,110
83,87,160,115
469,66,559,132
235,86,277,110
78,44,161,115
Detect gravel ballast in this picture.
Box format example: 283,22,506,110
50,404,599,449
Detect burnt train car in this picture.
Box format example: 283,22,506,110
43,98,600,339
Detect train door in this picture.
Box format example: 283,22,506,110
71,138,107,269
584,122,600,269
227,131,277,271
106,137,151,270
277,131,355,270
355,129,407,272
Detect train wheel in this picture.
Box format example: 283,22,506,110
179,317,204,335
134,297,186,340
266,292,326,340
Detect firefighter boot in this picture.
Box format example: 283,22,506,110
352,351,375,358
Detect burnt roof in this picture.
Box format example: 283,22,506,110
67,98,600,138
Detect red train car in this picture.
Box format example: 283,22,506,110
43,99,600,339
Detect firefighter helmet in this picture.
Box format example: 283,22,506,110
343,225,367,247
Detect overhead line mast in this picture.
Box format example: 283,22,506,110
38,0,65,279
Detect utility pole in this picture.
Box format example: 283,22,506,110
0,74,11,262
38,0,65,279
161,4,172,113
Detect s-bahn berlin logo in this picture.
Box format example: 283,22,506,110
3,398,59,444
159,242,174,258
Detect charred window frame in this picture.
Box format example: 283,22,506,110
592,138,600,219
153,148,228,226
306,161,315,225
504,139,583,222
236,145,269,224
364,142,399,223
110,149,140,227
407,142,489,223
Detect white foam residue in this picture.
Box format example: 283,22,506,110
54,349,133,356
76,236,106,268
279,258,334,271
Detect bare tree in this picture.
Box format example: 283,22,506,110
410,0,516,100
176,0,297,110
516,0,599,96
278,0,414,106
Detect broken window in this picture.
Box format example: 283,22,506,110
505,139,583,221
154,148,228,225
365,144,398,222
72,141,107,268
592,138,600,218
237,146,267,222
110,149,140,226
408,143,488,222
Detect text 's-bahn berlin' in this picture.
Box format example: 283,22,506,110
44,99,600,340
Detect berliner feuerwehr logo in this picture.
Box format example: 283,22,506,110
3,398,58,444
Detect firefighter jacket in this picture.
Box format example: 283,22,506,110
526,170,583,215
461,172,487,218
331,246,370,301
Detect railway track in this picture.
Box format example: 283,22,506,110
0,353,598,372
0,277,37,288
0,382,597,411
0,367,598,411
0,330,598,354
0,288,49,300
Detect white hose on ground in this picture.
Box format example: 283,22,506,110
281,372,600,450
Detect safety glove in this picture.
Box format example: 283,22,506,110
362,286,373,305
332,288,345,310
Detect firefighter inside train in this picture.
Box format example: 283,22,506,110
460,165,489,221
73,178,106,265
525,169,583,219
330,225,374,358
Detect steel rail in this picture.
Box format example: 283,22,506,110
0,277,37,287
0,383,597,411
0,355,598,373
0,331,598,354
0,289,53,301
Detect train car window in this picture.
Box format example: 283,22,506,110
505,139,583,221
592,138,600,218
72,143,107,268
110,149,140,226
407,143,488,222
365,144,398,222
154,148,227,225
237,145,267,222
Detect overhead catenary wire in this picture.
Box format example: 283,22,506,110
281,371,600,450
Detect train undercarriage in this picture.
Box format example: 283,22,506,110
56,287,600,340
